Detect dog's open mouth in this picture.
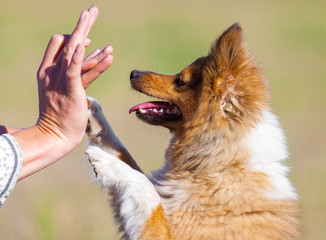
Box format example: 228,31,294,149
129,101,182,125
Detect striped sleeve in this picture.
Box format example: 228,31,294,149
0,134,23,207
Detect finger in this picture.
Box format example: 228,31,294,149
81,59,98,73
38,34,66,77
82,53,113,89
66,44,85,88
82,44,113,73
85,44,113,63
81,49,101,73
84,38,92,47
59,35,91,47
85,48,101,61
85,5,99,37
92,44,113,61
62,10,90,68
52,36,92,66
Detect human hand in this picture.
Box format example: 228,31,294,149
36,5,111,149
11,5,113,180
1,27,113,137
81,43,113,89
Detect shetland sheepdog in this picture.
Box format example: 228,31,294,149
86,23,299,240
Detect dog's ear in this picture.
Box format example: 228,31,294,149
208,23,246,76
204,23,269,122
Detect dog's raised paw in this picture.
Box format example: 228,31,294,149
85,145,103,163
86,96,105,138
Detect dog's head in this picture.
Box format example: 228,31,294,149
129,23,269,133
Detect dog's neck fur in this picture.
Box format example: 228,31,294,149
166,104,256,175
156,109,299,239
163,106,297,200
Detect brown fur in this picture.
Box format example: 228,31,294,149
140,204,172,239
87,23,300,239
135,23,299,239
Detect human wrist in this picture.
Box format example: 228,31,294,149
34,122,79,154
36,112,85,148
12,124,78,180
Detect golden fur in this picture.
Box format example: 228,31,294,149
86,23,300,240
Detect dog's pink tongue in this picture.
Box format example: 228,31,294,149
129,101,171,114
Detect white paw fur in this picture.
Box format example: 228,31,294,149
86,146,161,240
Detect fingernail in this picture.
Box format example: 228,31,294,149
85,38,92,45
103,44,113,53
80,10,86,21
89,5,97,14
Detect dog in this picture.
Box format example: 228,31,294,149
86,23,300,240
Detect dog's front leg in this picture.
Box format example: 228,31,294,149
86,97,171,239
86,146,171,240
86,97,142,172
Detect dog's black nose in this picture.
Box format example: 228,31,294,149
130,70,140,80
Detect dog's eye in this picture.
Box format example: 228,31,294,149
175,77,186,87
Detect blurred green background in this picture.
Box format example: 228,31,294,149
0,0,325,239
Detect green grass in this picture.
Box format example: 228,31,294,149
0,0,325,239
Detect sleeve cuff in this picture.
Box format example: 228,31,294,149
0,134,23,207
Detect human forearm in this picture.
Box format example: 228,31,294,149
12,125,78,180
0,125,22,135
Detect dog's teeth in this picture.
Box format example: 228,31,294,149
159,109,164,113
139,109,147,113
153,109,158,113
166,109,171,114
172,107,178,114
